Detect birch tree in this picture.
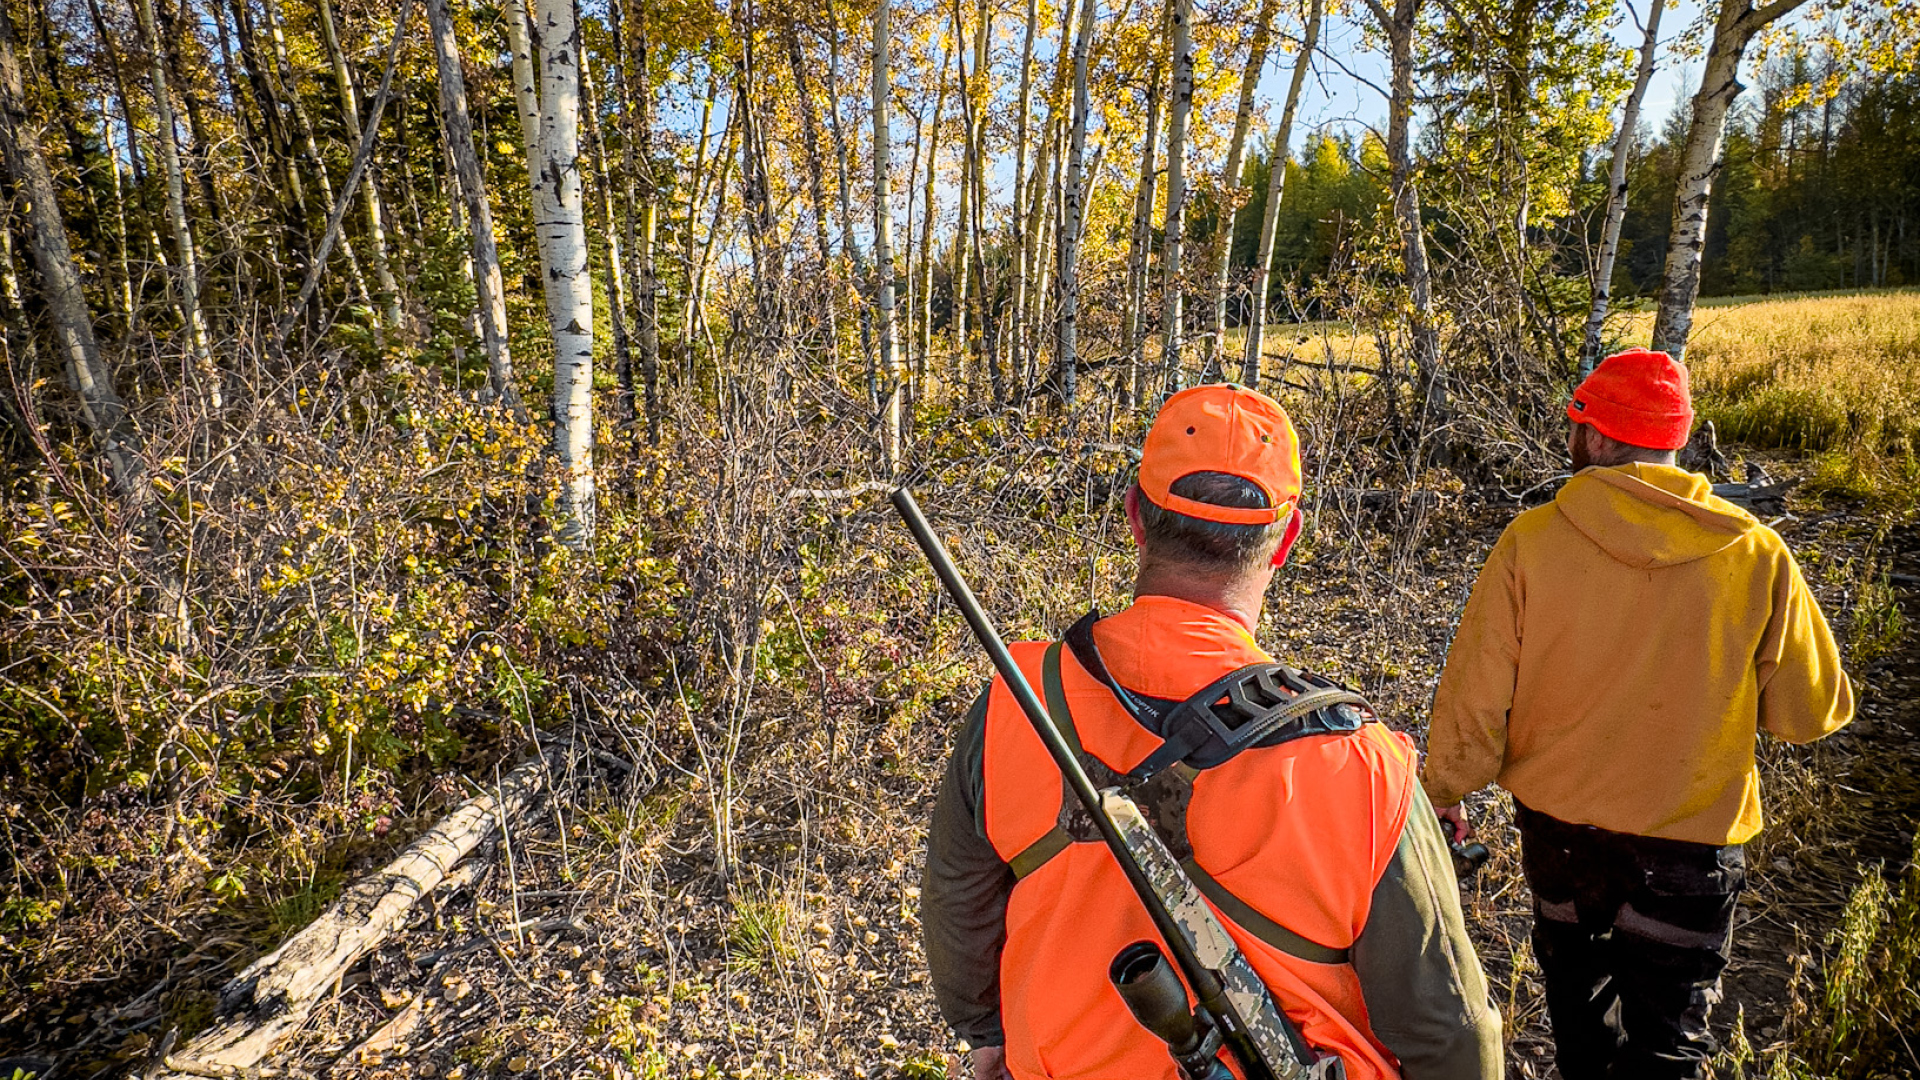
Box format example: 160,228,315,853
1650,0,1812,358
1201,0,1285,378
0,2,185,640
1362,0,1443,413
504,0,541,178
1159,0,1195,394
1578,0,1664,377
425,0,519,409
1055,0,1097,404
1122,11,1166,405
531,0,594,544
873,0,902,471
133,0,218,409
317,0,403,328
1241,0,1321,385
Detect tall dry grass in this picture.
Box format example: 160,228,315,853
1624,290,1920,497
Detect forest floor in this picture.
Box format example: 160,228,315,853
17,453,1907,1080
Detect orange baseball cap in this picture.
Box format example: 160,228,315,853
1139,384,1303,525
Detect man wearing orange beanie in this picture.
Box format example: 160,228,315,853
1423,349,1854,1079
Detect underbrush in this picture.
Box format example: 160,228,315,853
0,357,687,1019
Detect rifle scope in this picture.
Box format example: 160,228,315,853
1111,942,1237,1080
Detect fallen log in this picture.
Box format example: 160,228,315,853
152,753,556,1078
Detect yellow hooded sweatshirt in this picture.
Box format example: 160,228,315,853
1422,462,1853,846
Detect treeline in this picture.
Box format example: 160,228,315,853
1616,65,1920,297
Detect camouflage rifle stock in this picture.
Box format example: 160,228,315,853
892,488,1345,1080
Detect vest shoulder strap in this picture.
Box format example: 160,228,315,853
1005,639,1354,966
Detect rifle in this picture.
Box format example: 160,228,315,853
892,488,1345,1080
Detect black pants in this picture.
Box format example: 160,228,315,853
1516,801,1746,1080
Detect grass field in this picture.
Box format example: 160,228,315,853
1631,289,1920,497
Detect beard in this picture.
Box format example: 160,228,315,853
1569,426,1592,470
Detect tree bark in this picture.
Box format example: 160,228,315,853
1054,0,1096,405
1202,0,1284,379
620,0,659,445
1121,10,1166,407
916,62,946,391
530,0,595,546
133,0,218,409
154,755,554,1078
1009,0,1040,385
503,0,541,181
276,0,415,343
0,2,186,641
1158,0,1194,395
318,0,404,329
1578,0,1663,377
262,0,375,315
1364,0,1441,413
1650,0,1810,358
424,0,519,411
872,0,901,471
1240,0,1321,386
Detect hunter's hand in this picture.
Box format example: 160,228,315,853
1436,803,1471,844
969,1045,1014,1080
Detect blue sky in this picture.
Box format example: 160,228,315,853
1266,0,1714,155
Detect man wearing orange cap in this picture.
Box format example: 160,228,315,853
924,384,1503,1080
1424,350,1854,1079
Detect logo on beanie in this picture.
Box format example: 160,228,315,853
1573,400,1586,411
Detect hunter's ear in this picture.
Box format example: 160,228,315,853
1271,505,1304,568
1125,485,1147,549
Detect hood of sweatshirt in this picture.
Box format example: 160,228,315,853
1554,462,1758,570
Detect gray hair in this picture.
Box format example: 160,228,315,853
1136,472,1288,573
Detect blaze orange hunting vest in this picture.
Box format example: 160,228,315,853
981,597,1417,1080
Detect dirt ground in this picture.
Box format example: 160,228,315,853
9,471,1917,1080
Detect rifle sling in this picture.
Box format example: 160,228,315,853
1006,639,1351,967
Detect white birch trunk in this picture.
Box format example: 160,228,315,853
873,0,901,472
1055,0,1096,405
133,0,218,409
531,0,594,545
1578,0,1664,376
1240,0,1321,385
319,0,403,329
425,0,519,410
1202,0,1283,378
1122,21,1165,406
504,0,541,184
1159,0,1195,395
1650,0,1809,358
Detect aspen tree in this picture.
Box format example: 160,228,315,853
530,0,595,545
1010,0,1040,382
872,0,901,471
1159,0,1195,395
916,62,947,388
132,0,218,409
424,0,519,410
1055,0,1097,404
0,2,186,641
1241,0,1321,385
1121,9,1166,406
318,0,404,328
1362,0,1442,413
1201,0,1285,378
579,48,632,431
1651,0,1812,358
1577,0,1663,377
504,0,541,179
262,0,376,315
